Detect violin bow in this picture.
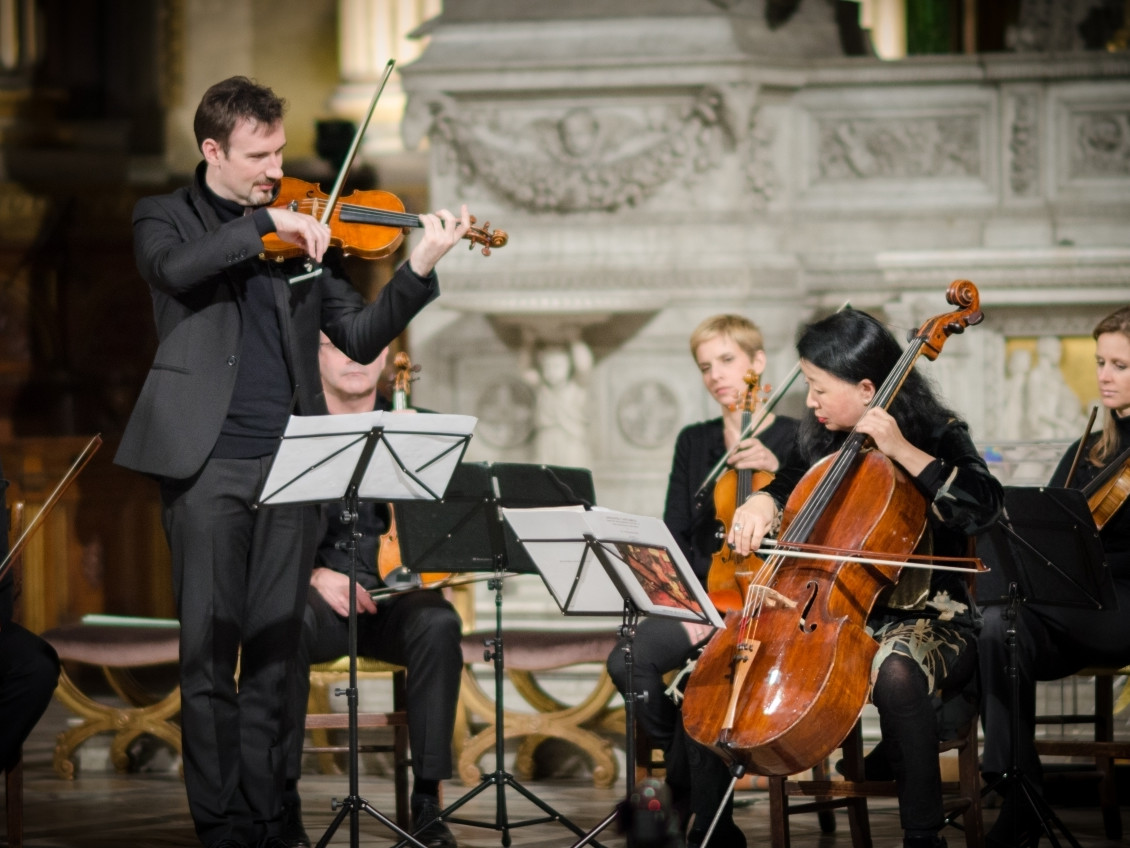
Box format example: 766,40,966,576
693,301,851,500
289,59,397,284
0,434,103,583
1063,405,1099,489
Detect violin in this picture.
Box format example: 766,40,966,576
681,280,984,777
1084,444,1130,531
259,176,508,262
376,353,451,590
707,370,773,614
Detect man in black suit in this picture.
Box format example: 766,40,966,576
114,76,469,848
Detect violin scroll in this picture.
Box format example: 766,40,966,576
465,219,508,256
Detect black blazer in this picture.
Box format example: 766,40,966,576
115,171,438,481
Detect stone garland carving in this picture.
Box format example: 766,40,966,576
1008,92,1040,197
616,380,681,449
422,86,749,213
817,115,981,181
1071,111,1130,179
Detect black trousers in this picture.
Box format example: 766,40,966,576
0,621,59,772
286,585,463,787
606,616,733,830
978,573,1130,782
162,456,320,848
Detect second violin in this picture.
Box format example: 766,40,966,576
260,177,508,262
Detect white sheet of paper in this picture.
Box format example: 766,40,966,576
259,411,477,505
502,506,722,626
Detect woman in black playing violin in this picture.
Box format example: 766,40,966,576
979,305,1130,848
732,308,1002,848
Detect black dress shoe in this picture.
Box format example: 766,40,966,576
986,792,1043,847
687,820,746,848
903,835,946,848
279,800,311,848
411,793,458,848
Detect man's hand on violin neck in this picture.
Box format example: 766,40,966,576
408,204,471,277
267,207,332,262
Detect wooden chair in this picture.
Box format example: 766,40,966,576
4,500,25,848
767,715,983,848
304,656,410,829
1033,666,1130,840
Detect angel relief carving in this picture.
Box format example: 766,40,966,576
423,87,751,213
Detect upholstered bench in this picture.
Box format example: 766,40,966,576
456,628,621,788
40,618,181,779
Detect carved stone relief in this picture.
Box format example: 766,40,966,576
418,85,755,213
1071,110,1130,178
1008,91,1040,197
473,378,535,449
817,115,981,181
616,380,681,449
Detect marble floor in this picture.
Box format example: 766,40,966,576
6,700,1128,848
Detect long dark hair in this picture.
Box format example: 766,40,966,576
795,309,960,462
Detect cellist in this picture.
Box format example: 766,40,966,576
607,314,799,848
979,304,1130,848
731,308,1002,848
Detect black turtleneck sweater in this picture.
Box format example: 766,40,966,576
197,167,293,460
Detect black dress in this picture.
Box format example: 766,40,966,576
980,411,1130,784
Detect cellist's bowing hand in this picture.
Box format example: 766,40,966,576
266,207,332,262
310,566,378,617
729,437,780,473
408,204,472,277
727,491,779,557
854,407,933,477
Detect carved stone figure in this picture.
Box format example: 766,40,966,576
519,331,594,469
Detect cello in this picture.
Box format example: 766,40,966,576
682,281,984,777
706,369,773,614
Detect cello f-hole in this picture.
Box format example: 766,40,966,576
798,582,819,633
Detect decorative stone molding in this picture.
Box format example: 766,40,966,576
418,85,754,213
1071,109,1130,178
1007,90,1040,197
616,380,681,449
817,115,981,181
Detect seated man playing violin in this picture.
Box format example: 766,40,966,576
281,334,463,848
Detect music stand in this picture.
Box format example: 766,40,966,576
258,410,475,848
974,486,1111,848
389,462,597,847
503,506,723,848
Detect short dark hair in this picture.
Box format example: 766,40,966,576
193,76,287,154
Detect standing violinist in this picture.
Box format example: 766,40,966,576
978,304,1130,848
113,75,469,848
280,333,463,848
607,314,799,848
730,308,1003,848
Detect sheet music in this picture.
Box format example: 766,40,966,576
259,411,477,505
502,506,722,626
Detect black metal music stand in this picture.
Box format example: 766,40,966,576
258,410,474,848
502,506,723,848
974,486,1112,848
391,462,597,847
